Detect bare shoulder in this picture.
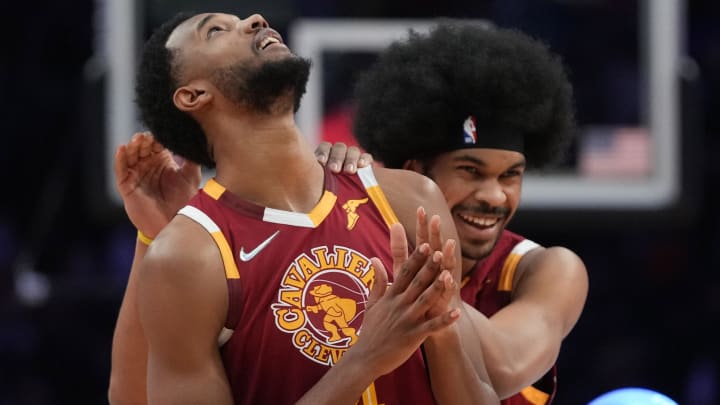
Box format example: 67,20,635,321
521,245,587,278
140,214,225,285
373,167,446,213
374,167,438,196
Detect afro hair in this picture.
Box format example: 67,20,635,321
135,11,216,168
353,20,575,169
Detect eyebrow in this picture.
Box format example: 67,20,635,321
453,154,527,169
196,14,217,34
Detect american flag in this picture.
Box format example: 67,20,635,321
579,126,652,177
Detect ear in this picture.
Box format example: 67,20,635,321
402,159,424,174
173,81,213,112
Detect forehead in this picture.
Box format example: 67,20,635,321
165,12,239,48
437,148,526,167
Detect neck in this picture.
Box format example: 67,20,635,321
462,258,478,278
201,107,325,212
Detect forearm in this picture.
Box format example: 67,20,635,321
424,326,498,405
109,239,149,404
295,351,377,405
460,303,558,399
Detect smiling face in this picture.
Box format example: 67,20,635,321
422,148,525,262
166,13,310,113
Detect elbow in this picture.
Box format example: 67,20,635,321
490,347,560,400
108,377,146,405
489,362,521,399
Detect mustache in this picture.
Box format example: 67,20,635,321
453,203,509,217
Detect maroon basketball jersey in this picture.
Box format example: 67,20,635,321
178,166,435,405
460,230,557,405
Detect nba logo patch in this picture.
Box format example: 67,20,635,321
463,115,477,145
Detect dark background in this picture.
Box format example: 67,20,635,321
0,1,718,404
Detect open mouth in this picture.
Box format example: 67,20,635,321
259,36,280,49
458,213,502,229
255,29,284,51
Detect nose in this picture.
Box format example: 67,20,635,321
473,179,507,207
242,14,269,33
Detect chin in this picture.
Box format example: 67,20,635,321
461,241,495,262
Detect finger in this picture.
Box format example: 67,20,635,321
342,146,362,174
442,238,459,282
367,257,389,309
428,214,443,251
314,141,331,164
139,133,153,158
126,133,143,167
113,145,130,188
437,269,458,304
401,250,444,305
412,269,457,317
415,206,429,248
327,142,347,173
389,242,431,296
357,152,373,168
149,133,166,154
413,307,461,337
389,222,409,277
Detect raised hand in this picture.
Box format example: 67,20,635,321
344,222,459,377
415,207,459,282
314,142,374,174
114,132,202,237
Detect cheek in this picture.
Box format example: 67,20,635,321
504,183,522,210
438,181,474,208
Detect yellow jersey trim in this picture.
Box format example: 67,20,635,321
178,206,240,279
520,385,551,405
357,166,399,228
498,239,540,292
203,178,225,200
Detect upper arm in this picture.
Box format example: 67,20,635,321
109,241,149,405
374,168,463,280
138,217,233,404
503,246,588,340
478,246,588,395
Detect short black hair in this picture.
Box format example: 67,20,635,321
353,20,575,169
135,11,216,168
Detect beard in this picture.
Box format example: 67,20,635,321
211,55,311,114
459,233,502,261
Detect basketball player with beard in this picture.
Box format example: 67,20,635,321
108,11,498,405
344,22,589,404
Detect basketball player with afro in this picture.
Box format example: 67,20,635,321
341,21,589,404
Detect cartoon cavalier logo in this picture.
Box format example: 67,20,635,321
271,245,376,365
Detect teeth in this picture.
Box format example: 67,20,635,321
260,36,279,49
459,214,499,227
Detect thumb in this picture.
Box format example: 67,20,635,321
367,257,388,309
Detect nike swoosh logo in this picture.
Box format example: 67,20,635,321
239,231,280,262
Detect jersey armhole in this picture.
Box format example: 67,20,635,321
357,166,400,228
178,205,240,280
178,205,240,346
498,239,541,292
